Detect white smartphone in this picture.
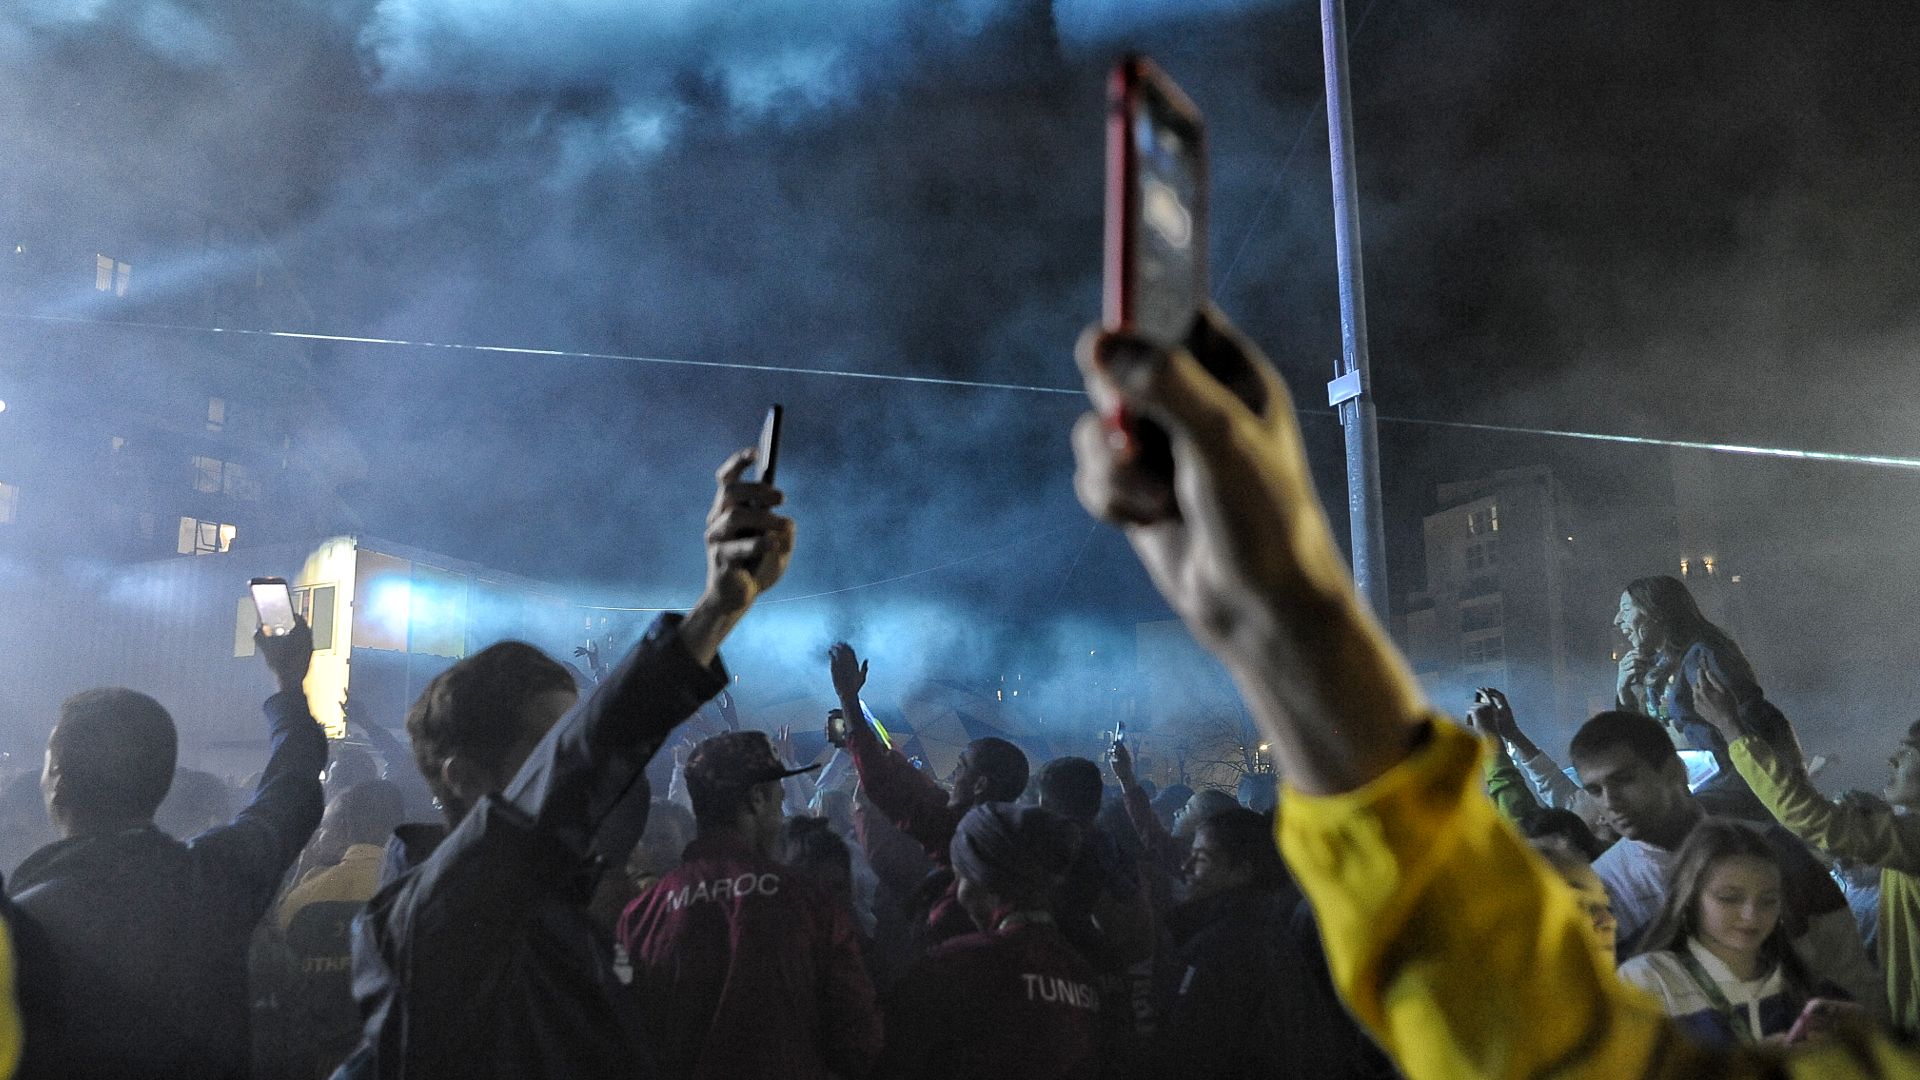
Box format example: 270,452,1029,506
250,577,297,637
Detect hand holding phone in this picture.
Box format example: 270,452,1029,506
249,577,313,694
250,577,297,637
1785,997,1861,1044
753,405,782,485
1104,55,1207,477
825,708,851,748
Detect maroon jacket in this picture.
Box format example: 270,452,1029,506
843,716,976,945
618,832,882,1080
877,918,1110,1080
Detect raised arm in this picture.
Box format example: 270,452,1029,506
189,617,327,916
1698,668,1920,875
1107,739,1185,876
829,642,958,855
507,448,792,848
1068,309,1913,1079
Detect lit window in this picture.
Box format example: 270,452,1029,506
0,481,17,524
1466,504,1500,536
177,516,237,555
189,456,260,500
1702,554,1717,577
94,255,131,295
207,397,225,432
1679,557,1690,576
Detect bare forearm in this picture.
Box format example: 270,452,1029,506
679,592,746,666
1222,596,1427,796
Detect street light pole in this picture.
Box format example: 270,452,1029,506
1319,0,1390,618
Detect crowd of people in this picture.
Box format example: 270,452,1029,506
0,312,1915,1079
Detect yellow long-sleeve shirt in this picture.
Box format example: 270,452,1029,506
1,915,19,1080
1730,735,1920,1036
1276,720,1918,1078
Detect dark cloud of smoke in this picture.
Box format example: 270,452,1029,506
1,0,1917,782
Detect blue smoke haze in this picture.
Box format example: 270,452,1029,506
0,0,1916,791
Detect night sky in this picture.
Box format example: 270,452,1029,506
3,1,1918,769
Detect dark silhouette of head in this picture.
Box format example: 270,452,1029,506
950,802,1081,927
946,737,1029,811
155,768,235,839
43,688,178,836
782,815,855,903
323,744,380,800
405,641,578,825
334,779,406,847
1150,783,1194,829
1236,772,1277,814
1035,756,1104,825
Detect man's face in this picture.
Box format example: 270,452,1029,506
1181,828,1249,904
1614,592,1658,653
947,749,980,810
1575,744,1685,843
1885,742,1920,808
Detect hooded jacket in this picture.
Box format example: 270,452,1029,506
9,690,326,1080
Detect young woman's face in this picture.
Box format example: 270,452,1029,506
1695,854,1782,965
1615,592,1661,652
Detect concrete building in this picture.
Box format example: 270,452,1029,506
0,214,362,565
1403,467,1584,737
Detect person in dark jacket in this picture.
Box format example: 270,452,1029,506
620,731,882,1080
829,642,1029,951
10,617,326,1080
877,802,1115,1080
335,448,794,1080
1149,806,1396,1080
1033,756,1153,968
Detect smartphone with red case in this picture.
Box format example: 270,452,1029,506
1103,55,1208,468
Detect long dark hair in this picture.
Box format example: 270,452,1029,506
1634,819,1813,999
1626,575,1754,683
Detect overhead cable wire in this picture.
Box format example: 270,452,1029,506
7,310,1918,470
579,525,1081,612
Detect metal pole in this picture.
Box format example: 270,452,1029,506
1320,0,1391,618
